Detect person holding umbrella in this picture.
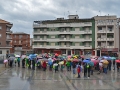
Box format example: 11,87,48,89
29,52,37,70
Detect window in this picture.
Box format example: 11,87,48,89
109,42,113,46
14,41,16,43
98,27,102,30
62,50,66,54
108,26,113,31
19,35,22,38
0,26,2,30
0,42,1,45
0,51,2,54
0,34,1,37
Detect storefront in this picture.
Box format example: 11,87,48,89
101,48,118,57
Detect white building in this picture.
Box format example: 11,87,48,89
33,15,95,55
94,15,119,57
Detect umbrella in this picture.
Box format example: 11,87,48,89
81,55,84,58
72,59,79,62
102,56,108,59
111,57,116,60
67,58,72,61
21,55,26,59
88,61,94,66
98,57,103,60
29,54,37,60
99,62,103,67
86,58,91,61
59,61,64,65
67,55,71,58
9,57,15,61
91,56,97,59
48,60,53,65
103,60,109,64
116,60,120,63
53,58,57,60
53,63,58,66
100,60,104,63
83,60,90,63
91,59,99,65
55,53,58,56
15,55,20,57
4,59,8,63
48,58,53,61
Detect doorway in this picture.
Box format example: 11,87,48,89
67,50,71,55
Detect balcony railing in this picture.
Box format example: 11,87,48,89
15,47,22,50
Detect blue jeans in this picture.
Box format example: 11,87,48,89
104,68,107,74
73,68,76,74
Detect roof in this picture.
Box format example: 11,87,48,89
0,19,13,25
34,18,94,24
12,32,30,35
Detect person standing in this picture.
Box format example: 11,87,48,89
22,58,25,68
42,61,47,71
72,62,76,74
17,57,20,67
77,64,81,78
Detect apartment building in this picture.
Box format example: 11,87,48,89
11,32,31,55
0,19,13,55
33,15,95,55
94,15,119,57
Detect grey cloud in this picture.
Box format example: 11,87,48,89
0,0,120,38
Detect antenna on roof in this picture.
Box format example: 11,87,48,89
99,10,101,16
76,11,78,15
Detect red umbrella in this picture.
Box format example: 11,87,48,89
73,59,79,62
81,55,84,58
55,53,58,56
91,59,99,66
116,60,120,63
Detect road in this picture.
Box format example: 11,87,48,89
0,64,119,90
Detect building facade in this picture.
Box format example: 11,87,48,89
11,32,31,55
33,15,95,55
94,15,119,57
0,19,13,56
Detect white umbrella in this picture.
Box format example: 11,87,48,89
53,63,58,66
21,55,26,59
15,55,20,57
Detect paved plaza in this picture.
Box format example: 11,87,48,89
0,64,119,90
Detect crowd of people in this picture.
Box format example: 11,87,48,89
3,53,120,78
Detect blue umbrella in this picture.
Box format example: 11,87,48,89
88,61,94,66
106,57,112,60
48,58,52,61
48,61,53,65
98,57,103,60
86,58,91,61
83,60,90,63
29,54,37,60
111,57,116,60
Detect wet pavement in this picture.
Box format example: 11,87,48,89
0,64,120,90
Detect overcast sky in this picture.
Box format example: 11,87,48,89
0,0,120,37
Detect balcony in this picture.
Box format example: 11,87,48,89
15,47,22,51
97,38,107,41
107,46,114,48
33,37,92,42
97,30,106,33
6,30,12,34
107,30,114,33
107,38,114,41
32,45,92,49
33,30,92,35
83,30,92,34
